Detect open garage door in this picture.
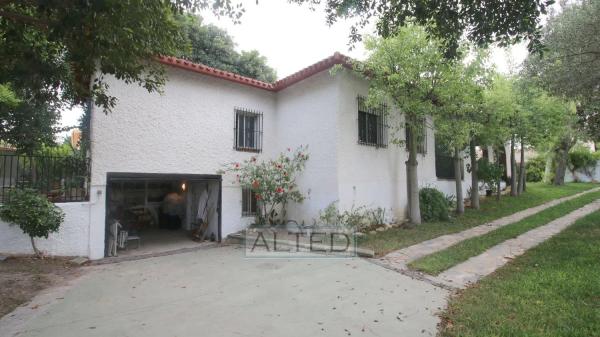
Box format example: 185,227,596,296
105,173,221,257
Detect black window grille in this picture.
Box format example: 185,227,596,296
242,187,257,216
234,108,263,152
0,152,90,203
434,134,464,180
405,117,427,154
357,96,388,148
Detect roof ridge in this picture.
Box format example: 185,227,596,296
156,52,353,92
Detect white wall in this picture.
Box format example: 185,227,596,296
334,69,472,221
274,70,341,224
566,162,600,182
89,67,277,259
0,202,91,256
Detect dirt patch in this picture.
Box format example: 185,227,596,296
0,256,82,318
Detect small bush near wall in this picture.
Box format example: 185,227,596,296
526,155,547,182
568,147,600,180
0,189,65,257
419,187,450,222
317,201,391,232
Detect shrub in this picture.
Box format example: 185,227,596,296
220,146,308,225
419,187,450,222
318,202,390,231
525,155,546,182
477,158,503,193
0,189,65,257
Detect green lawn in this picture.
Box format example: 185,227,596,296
439,210,600,337
358,182,597,256
408,189,600,274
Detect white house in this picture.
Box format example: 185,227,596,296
0,53,474,259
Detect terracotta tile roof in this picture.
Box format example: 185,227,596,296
156,52,353,92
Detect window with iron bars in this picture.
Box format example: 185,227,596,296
434,134,464,180
405,117,427,154
357,96,388,148
242,187,258,216
234,108,263,152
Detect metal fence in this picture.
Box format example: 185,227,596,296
0,153,90,203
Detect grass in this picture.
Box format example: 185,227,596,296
409,189,600,275
439,210,600,337
357,182,597,256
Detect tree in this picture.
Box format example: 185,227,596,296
361,24,449,224
292,0,553,57
524,0,600,141
482,74,518,196
434,49,489,212
0,189,65,257
0,1,242,114
175,14,276,82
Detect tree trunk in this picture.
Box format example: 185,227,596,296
517,138,525,195
543,154,553,183
30,236,41,257
510,135,517,196
469,139,480,209
496,146,501,201
454,147,464,214
554,144,569,186
406,125,421,225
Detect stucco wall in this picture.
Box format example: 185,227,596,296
0,202,91,256
89,67,278,258
335,70,472,221
274,70,341,224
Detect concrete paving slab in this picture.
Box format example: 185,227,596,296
433,199,600,288
0,245,448,337
378,186,600,271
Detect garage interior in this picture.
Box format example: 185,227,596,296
105,173,221,257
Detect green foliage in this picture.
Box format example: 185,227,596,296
524,0,600,141
175,14,276,82
220,146,308,225
525,155,546,182
419,187,450,222
291,0,552,57
318,201,390,231
568,146,600,172
0,1,242,114
477,159,503,192
0,189,65,256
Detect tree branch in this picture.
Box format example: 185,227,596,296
0,10,48,30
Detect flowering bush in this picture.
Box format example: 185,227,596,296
220,146,309,225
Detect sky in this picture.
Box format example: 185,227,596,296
60,0,529,131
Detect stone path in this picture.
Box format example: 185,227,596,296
432,199,600,288
376,186,600,272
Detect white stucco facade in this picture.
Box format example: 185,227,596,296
0,55,474,259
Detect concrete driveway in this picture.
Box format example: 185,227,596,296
1,246,448,337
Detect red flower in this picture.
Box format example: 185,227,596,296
255,194,261,200
276,187,284,193
234,163,240,168
252,180,260,189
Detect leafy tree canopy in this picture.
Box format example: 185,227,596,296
292,0,554,58
0,0,242,114
175,14,276,82
524,0,599,141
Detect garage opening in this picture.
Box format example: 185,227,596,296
105,173,221,257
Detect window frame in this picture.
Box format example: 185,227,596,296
234,108,263,153
241,187,258,216
357,96,388,148
434,134,464,180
